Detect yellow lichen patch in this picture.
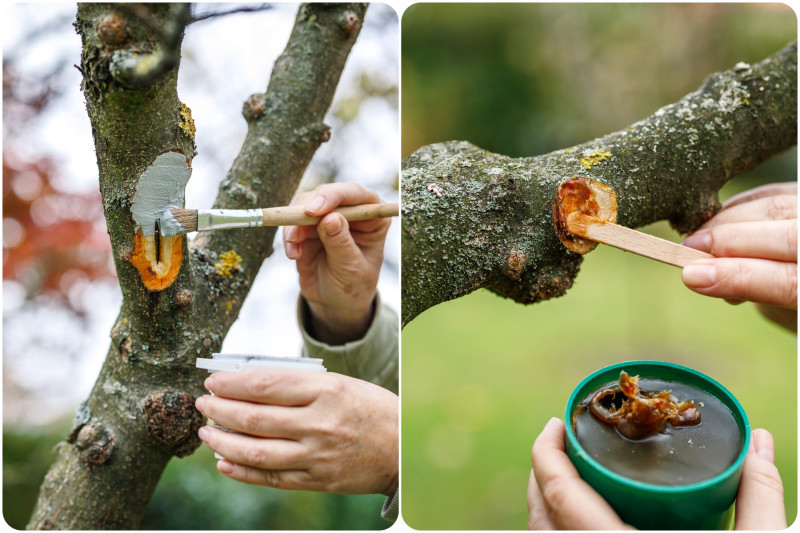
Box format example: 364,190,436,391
225,300,233,311
130,229,184,291
179,103,196,138
580,150,612,170
215,250,243,278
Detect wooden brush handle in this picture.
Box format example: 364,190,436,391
580,217,713,267
261,203,399,226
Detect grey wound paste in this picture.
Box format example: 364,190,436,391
131,151,191,237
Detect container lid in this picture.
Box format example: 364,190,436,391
196,353,326,372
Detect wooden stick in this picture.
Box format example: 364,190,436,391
567,213,713,267
261,202,399,226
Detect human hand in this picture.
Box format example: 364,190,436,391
527,418,628,529
734,428,786,529
195,369,399,497
681,182,797,331
283,182,392,344
527,418,785,530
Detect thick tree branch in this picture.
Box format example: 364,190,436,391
28,3,366,529
108,4,191,89
188,3,367,338
401,41,797,326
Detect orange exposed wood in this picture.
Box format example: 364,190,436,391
553,176,617,254
130,229,183,291
555,177,713,267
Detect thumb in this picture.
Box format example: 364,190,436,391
734,428,786,530
317,212,364,275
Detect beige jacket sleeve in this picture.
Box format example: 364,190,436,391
297,294,399,395
297,294,400,522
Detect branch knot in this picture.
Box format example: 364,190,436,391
242,93,267,122
144,391,204,457
74,421,116,465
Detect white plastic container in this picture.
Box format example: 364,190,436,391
196,353,326,373
196,353,327,458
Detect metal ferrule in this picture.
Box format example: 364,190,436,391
197,209,263,231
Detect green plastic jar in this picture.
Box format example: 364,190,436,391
564,361,750,530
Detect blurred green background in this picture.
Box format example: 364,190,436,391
4,421,388,530
401,3,797,530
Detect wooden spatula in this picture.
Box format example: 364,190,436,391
566,212,713,267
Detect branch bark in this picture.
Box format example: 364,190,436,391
401,41,797,326
28,3,367,529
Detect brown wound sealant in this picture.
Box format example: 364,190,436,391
573,375,741,485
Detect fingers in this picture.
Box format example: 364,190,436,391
215,459,317,490
683,220,797,262
531,418,627,530
198,425,308,470
734,429,786,530
723,182,797,210
195,395,306,438
681,184,798,322
315,213,373,279
296,182,381,216
754,304,797,333
204,370,320,406
282,183,390,260
284,215,389,260
527,469,556,530
699,194,797,229
682,258,797,310
313,213,379,301
283,224,314,260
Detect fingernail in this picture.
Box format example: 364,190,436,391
753,430,775,463
198,425,210,441
285,241,299,259
682,262,716,288
306,196,325,214
195,396,206,411
204,376,215,392
218,459,235,475
285,226,299,243
542,417,560,432
323,214,343,236
682,230,712,252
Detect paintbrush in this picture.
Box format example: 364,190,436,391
159,202,399,235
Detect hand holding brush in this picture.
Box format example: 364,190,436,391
284,182,394,343
160,198,398,235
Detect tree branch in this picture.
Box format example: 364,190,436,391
108,4,191,89
189,4,274,24
189,3,368,337
401,41,797,326
28,3,367,528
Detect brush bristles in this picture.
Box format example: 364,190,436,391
170,208,198,233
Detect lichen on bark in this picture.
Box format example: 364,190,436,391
28,3,368,529
401,40,797,326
